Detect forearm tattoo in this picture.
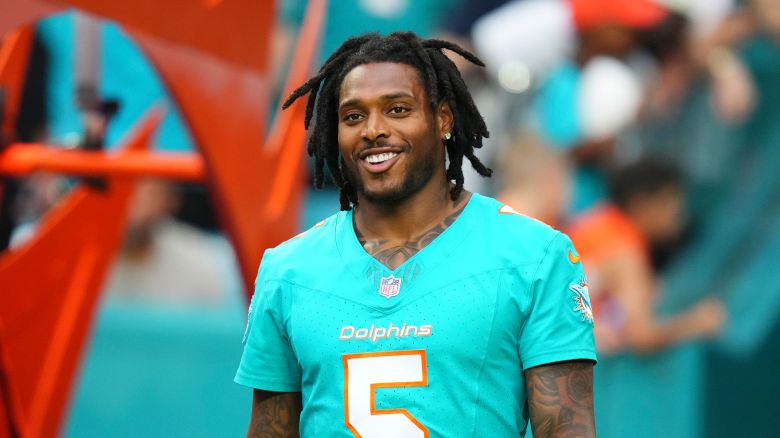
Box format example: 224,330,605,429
356,195,469,269
525,360,595,438
248,391,301,438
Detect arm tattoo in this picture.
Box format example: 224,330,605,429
356,197,468,269
525,360,595,438
247,390,302,438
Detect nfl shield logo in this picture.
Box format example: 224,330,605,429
379,275,402,299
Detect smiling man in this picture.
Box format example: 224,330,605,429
235,32,597,438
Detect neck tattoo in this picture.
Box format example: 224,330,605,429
355,196,469,270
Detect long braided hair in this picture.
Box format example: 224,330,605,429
282,31,492,210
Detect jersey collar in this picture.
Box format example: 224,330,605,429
335,193,482,300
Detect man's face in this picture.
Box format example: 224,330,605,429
337,62,451,204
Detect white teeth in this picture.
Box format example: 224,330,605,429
365,152,398,164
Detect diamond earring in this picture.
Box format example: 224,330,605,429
443,132,451,140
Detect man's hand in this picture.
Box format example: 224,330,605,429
525,360,595,438
247,390,302,438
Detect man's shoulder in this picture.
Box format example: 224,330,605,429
470,194,561,253
259,210,345,280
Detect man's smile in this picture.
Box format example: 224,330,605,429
365,152,398,164
360,150,403,173
357,143,407,174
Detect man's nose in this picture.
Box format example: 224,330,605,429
362,111,388,141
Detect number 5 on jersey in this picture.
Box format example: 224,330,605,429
343,350,429,438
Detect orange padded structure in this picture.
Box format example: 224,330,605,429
0,1,61,37
0,27,34,145
0,111,160,438
0,144,204,181
65,0,274,73
0,0,326,435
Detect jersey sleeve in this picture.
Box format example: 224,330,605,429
234,259,301,392
519,232,597,370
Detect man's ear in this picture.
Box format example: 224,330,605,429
436,101,454,140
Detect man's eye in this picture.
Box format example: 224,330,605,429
344,113,363,122
389,106,409,114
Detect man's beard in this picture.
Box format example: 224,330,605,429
343,148,441,205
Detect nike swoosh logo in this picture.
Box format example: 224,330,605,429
568,250,581,264
498,205,523,216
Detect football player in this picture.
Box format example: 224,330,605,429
236,32,596,437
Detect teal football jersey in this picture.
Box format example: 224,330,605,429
235,193,596,437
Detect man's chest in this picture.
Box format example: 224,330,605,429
286,269,526,377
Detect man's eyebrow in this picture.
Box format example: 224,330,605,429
338,92,416,110
380,92,415,100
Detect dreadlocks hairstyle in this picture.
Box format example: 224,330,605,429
281,32,492,210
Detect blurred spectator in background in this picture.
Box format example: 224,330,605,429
104,178,235,307
436,0,523,196
566,160,725,354
471,0,670,213
10,177,236,307
469,0,755,215
496,133,571,227
535,0,668,213
639,0,755,128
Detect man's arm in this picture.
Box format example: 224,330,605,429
525,360,595,438
246,390,302,438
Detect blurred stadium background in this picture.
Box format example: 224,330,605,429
1,0,779,437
